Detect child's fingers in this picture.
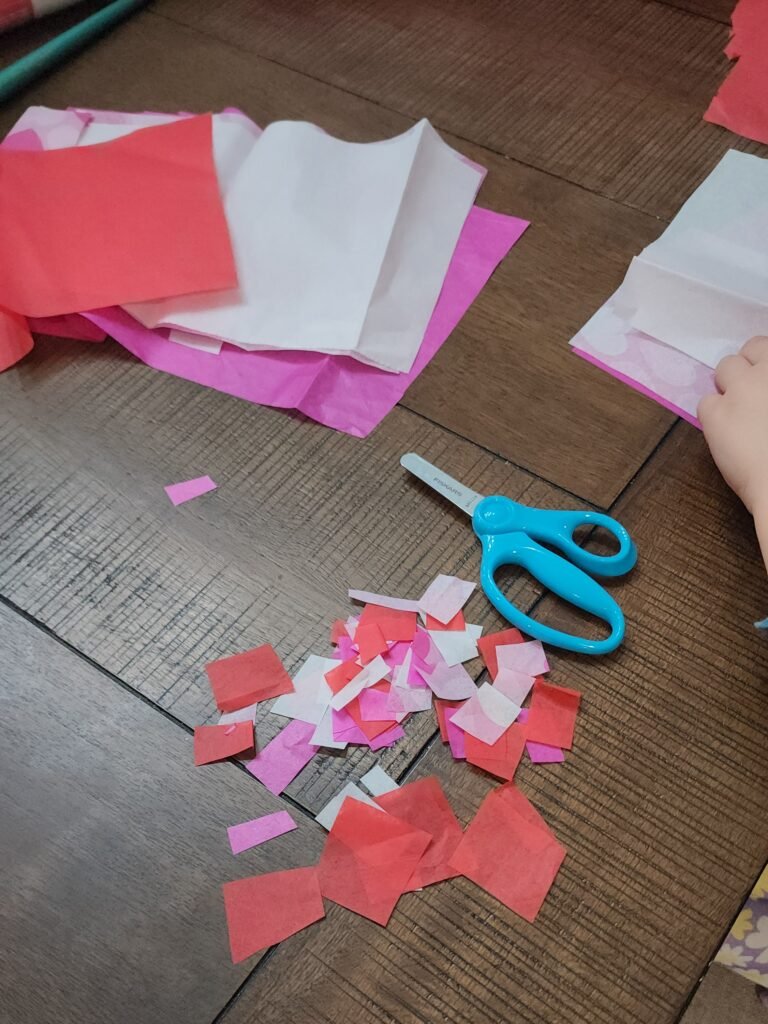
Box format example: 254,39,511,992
740,335,768,365
714,353,749,393
697,392,720,427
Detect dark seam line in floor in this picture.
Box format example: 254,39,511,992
149,6,674,226
0,591,318,824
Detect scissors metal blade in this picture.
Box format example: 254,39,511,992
400,452,484,517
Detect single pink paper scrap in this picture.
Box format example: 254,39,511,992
419,574,476,625
348,590,420,613
497,640,549,676
450,682,519,744
244,719,318,795
164,475,217,506
227,810,297,854
444,707,466,760
332,707,369,745
526,739,566,764
493,667,535,706
383,641,410,669
335,636,357,661
518,708,565,764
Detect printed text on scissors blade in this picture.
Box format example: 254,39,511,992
400,453,483,517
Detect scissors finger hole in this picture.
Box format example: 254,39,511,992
492,565,614,643
571,523,620,557
539,594,613,643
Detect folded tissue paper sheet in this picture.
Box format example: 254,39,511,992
570,150,768,425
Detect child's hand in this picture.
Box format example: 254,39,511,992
698,336,768,516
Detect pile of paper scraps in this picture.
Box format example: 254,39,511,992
0,105,529,437
194,574,581,963
570,147,768,426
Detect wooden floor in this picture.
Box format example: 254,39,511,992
2,1,768,1022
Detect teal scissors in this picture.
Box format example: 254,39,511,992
401,453,637,656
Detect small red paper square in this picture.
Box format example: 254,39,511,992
375,777,463,889
324,659,361,695
354,622,389,663
318,799,431,925
205,644,294,712
449,785,565,922
525,679,581,749
358,604,418,643
194,721,254,766
223,867,325,963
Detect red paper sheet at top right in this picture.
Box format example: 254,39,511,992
0,116,236,318
704,0,768,145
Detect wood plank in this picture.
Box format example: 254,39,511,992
1,0,108,65
0,600,325,1024
0,10,673,505
215,422,768,1024
0,333,579,813
656,0,733,22
157,0,766,220
678,964,767,1024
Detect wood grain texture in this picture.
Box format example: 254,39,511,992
655,0,733,22
1,0,108,65
0,10,673,505
157,0,766,220
216,423,768,1024
0,600,325,1024
0,335,581,812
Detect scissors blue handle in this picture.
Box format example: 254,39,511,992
400,453,637,656
473,495,636,655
